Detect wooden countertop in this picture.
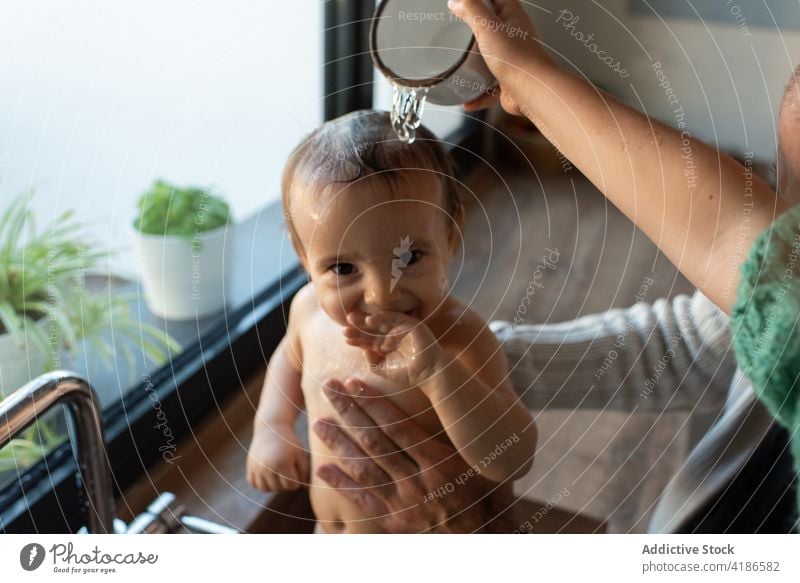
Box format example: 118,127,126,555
117,369,314,533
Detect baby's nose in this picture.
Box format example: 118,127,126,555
363,270,397,307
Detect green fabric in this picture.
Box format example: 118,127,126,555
732,203,800,518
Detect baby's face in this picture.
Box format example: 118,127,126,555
291,172,458,328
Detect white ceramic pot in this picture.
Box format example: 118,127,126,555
132,225,232,320
0,321,48,400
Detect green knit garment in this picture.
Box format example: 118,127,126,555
732,203,800,515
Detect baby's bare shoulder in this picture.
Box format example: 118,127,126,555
434,298,493,348
284,283,320,363
288,282,318,323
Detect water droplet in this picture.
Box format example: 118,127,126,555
391,85,429,144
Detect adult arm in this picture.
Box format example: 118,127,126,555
448,0,788,312
491,292,737,413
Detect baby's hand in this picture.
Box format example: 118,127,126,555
343,311,443,387
246,424,309,492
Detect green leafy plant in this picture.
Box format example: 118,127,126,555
0,411,64,472
0,190,181,472
133,179,231,236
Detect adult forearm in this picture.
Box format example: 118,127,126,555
491,292,736,414
516,62,786,312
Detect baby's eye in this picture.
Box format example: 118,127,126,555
330,262,356,276
406,249,425,265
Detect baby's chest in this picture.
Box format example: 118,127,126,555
299,335,442,433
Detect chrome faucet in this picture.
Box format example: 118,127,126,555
1,371,240,534
0,371,115,533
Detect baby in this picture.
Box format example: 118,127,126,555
246,110,536,533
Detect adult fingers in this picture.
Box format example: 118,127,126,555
451,0,528,29
316,464,391,519
490,0,528,22
312,417,394,490
322,382,420,479
342,379,459,469
449,0,501,39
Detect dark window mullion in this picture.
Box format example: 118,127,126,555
324,0,374,120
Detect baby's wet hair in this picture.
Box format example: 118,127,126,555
281,110,463,254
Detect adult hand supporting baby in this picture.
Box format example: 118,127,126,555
312,379,517,533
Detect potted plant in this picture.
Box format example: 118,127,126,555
0,191,179,474
132,179,232,320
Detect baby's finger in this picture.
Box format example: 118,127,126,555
346,312,374,331
368,311,417,332
260,475,274,492
344,336,369,350
364,349,384,371
246,467,257,489
345,317,387,345
247,461,267,491
272,465,293,490
344,328,386,356
343,328,371,348
378,335,404,355
262,472,278,492
364,316,395,336
343,325,374,341
278,469,300,491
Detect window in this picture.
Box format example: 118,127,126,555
0,0,486,532
0,0,322,491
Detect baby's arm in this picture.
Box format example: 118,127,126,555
344,310,536,483
420,315,536,483
246,290,308,492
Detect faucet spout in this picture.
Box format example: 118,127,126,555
0,371,115,533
